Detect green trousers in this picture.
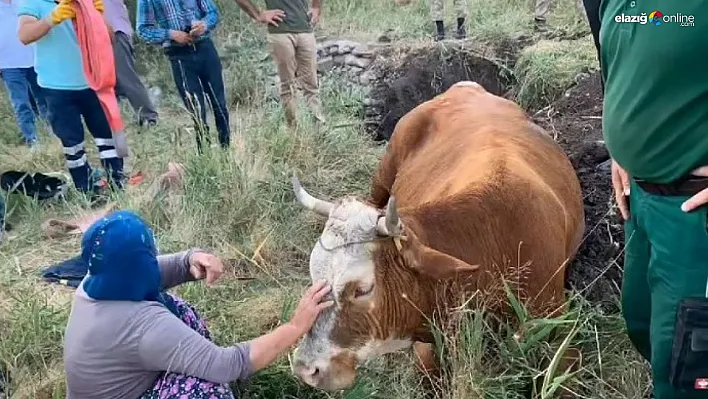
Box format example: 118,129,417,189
622,180,708,398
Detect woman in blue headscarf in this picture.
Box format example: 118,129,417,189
63,210,333,399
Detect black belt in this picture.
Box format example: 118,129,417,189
163,37,211,56
634,176,708,197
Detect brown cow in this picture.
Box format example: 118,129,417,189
289,81,585,391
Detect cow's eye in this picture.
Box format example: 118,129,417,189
354,284,374,298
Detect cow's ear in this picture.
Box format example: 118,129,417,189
402,232,479,280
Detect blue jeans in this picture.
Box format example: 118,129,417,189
165,38,230,152
0,67,49,144
43,88,124,192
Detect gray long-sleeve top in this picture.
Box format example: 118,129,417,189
63,250,253,399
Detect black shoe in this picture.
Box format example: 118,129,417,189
456,25,466,39
456,17,466,39
534,18,548,32
435,20,445,41
139,118,158,129
1,221,12,232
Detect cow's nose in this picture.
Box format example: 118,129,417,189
293,360,323,387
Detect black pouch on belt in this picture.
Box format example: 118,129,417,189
669,298,708,391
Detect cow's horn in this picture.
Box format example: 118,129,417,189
377,196,403,236
291,176,334,217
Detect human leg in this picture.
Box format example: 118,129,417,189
268,33,298,127
534,0,552,30
621,181,653,362
632,180,708,398
582,0,602,89
168,53,210,151
24,67,50,122
430,0,445,40
453,0,467,38
294,33,324,123
0,68,39,145
43,89,95,191
77,89,125,190
198,39,230,147
113,32,159,125
139,294,235,399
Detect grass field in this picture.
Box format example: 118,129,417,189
0,0,650,398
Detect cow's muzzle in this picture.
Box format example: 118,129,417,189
291,348,359,391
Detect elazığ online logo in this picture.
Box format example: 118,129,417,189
614,10,694,26
648,10,663,25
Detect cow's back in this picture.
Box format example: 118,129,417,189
370,83,584,317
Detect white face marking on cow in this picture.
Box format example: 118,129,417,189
355,337,414,363
308,198,381,301
293,198,387,389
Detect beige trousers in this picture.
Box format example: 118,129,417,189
534,0,552,20
535,0,585,21
267,32,323,126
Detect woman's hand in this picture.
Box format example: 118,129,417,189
189,251,225,286
247,280,333,372
288,280,334,336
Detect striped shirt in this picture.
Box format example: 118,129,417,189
135,0,219,47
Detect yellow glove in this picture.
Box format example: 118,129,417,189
49,0,75,25
94,0,103,13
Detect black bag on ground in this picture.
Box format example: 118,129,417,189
0,171,66,200
41,256,88,288
670,297,708,391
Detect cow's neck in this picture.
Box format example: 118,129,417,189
374,240,489,344
372,242,442,342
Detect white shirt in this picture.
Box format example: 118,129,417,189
0,0,35,69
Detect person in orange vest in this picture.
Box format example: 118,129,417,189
16,0,125,201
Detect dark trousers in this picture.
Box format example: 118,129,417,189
113,32,159,124
43,88,124,192
582,0,603,89
165,37,230,151
622,180,708,398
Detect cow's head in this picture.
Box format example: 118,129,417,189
289,177,479,391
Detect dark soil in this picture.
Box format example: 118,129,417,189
533,72,623,311
366,42,514,141
367,46,622,310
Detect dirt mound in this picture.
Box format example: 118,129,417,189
366,42,514,140
534,72,623,311
366,44,621,309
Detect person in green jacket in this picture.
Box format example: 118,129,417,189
234,0,325,128
599,1,708,398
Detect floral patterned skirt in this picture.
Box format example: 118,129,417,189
139,294,236,399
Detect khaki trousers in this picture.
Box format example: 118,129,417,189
534,0,552,20
535,0,585,21
430,0,467,21
267,32,323,126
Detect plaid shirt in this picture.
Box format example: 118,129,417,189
136,0,219,46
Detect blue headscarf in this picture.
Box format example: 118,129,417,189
80,210,179,316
